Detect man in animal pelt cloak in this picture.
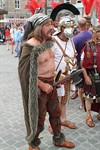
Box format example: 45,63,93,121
18,13,75,150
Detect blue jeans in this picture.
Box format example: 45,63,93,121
15,41,20,56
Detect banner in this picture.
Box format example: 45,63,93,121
82,0,94,15
94,0,100,22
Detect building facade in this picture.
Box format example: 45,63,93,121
0,0,29,18
46,0,83,16
0,0,83,19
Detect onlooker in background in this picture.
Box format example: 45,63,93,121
0,31,3,44
70,18,92,110
0,25,5,44
10,24,16,54
52,19,59,33
84,16,94,32
4,25,11,50
73,26,80,35
13,24,22,57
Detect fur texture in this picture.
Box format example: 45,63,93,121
26,40,54,143
53,133,65,144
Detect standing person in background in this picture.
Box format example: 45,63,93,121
84,16,94,32
13,24,22,57
18,13,75,150
10,24,16,54
70,18,92,110
0,25,5,44
52,19,59,33
4,25,11,51
0,31,3,44
81,27,100,127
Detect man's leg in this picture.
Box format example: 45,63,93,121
59,82,76,129
47,88,75,148
28,90,47,150
85,100,95,127
79,87,85,110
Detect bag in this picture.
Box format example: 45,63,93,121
90,71,100,97
57,84,65,96
93,74,100,97
6,36,10,41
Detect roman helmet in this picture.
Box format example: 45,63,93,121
50,3,80,37
58,16,74,37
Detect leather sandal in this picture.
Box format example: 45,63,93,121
61,121,77,129
97,114,100,120
54,140,75,148
28,146,40,150
70,91,78,99
86,115,95,127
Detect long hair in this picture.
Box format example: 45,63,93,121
21,22,34,42
28,25,43,42
28,18,52,42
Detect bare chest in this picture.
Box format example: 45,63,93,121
39,48,54,64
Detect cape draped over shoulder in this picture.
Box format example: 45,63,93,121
18,41,53,143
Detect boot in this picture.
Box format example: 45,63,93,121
54,140,75,148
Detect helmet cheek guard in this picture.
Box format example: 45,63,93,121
59,17,74,37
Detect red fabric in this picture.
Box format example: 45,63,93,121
94,0,100,22
24,0,46,14
11,38,15,45
5,28,10,37
51,1,63,9
82,0,94,15
82,44,100,72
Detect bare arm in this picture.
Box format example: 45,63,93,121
80,61,92,85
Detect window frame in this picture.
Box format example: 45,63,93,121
15,0,20,9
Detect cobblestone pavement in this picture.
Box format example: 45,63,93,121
0,45,100,150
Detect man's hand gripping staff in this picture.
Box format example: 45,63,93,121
53,69,84,87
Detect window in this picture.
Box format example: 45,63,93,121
15,0,20,9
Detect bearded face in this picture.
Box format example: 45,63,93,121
92,30,100,43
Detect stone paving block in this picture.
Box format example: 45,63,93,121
0,143,9,149
71,131,81,138
4,145,17,150
77,137,86,143
78,128,87,134
73,140,82,147
88,138,99,144
14,140,27,148
6,139,17,145
88,130,96,135
2,134,15,141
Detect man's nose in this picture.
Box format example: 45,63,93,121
50,24,54,30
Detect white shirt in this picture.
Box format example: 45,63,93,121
10,28,16,39
52,35,75,73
